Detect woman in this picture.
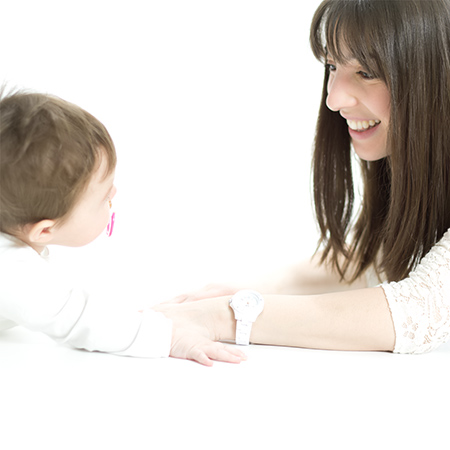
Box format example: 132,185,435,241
154,0,450,365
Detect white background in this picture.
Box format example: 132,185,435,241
1,0,324,305
2,3,449,450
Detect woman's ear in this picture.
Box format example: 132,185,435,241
26,220,57,244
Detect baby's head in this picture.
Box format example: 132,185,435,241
0,89,117,250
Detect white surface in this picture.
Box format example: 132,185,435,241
1,327,449,450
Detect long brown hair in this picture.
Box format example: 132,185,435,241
310,0,450,282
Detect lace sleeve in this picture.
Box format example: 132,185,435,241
381,230,450,354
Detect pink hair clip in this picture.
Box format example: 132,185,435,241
106,199,115,237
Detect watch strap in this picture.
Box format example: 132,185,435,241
236,320,253,346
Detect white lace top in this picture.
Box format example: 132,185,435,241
381,229,450,354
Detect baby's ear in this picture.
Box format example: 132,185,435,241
26,220,57,244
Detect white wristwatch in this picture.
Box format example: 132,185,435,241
229,290,264,345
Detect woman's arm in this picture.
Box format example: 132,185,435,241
255,252,369,295
249,288,395,351
167,252,369,304
158,228,450,356
154,286,396,353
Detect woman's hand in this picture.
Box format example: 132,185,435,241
152,299,244,366
165,283,241,304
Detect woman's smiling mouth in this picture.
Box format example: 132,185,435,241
347,119,382,141
346,119,381,131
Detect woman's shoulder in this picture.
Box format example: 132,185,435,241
418,228,450,270
436,228,450,248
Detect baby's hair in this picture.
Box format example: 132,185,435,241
0,88,117,233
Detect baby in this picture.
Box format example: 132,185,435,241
0,89,245,365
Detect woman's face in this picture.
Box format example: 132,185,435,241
325,57,391,162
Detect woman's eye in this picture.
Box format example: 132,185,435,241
325,63,336,72
358,71,375,80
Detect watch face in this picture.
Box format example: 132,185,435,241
231,291,263,313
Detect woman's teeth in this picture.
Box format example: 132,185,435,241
347,119,381,131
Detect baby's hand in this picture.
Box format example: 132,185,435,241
152,301,246,366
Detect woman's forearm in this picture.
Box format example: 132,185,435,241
253,253,368,296
213,287,395,352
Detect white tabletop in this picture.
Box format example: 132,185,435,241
1,326,449,450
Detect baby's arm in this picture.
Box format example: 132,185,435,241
0,243,245,364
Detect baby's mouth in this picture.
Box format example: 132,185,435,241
347,119,381,132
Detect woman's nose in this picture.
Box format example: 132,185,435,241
326,72,358,112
